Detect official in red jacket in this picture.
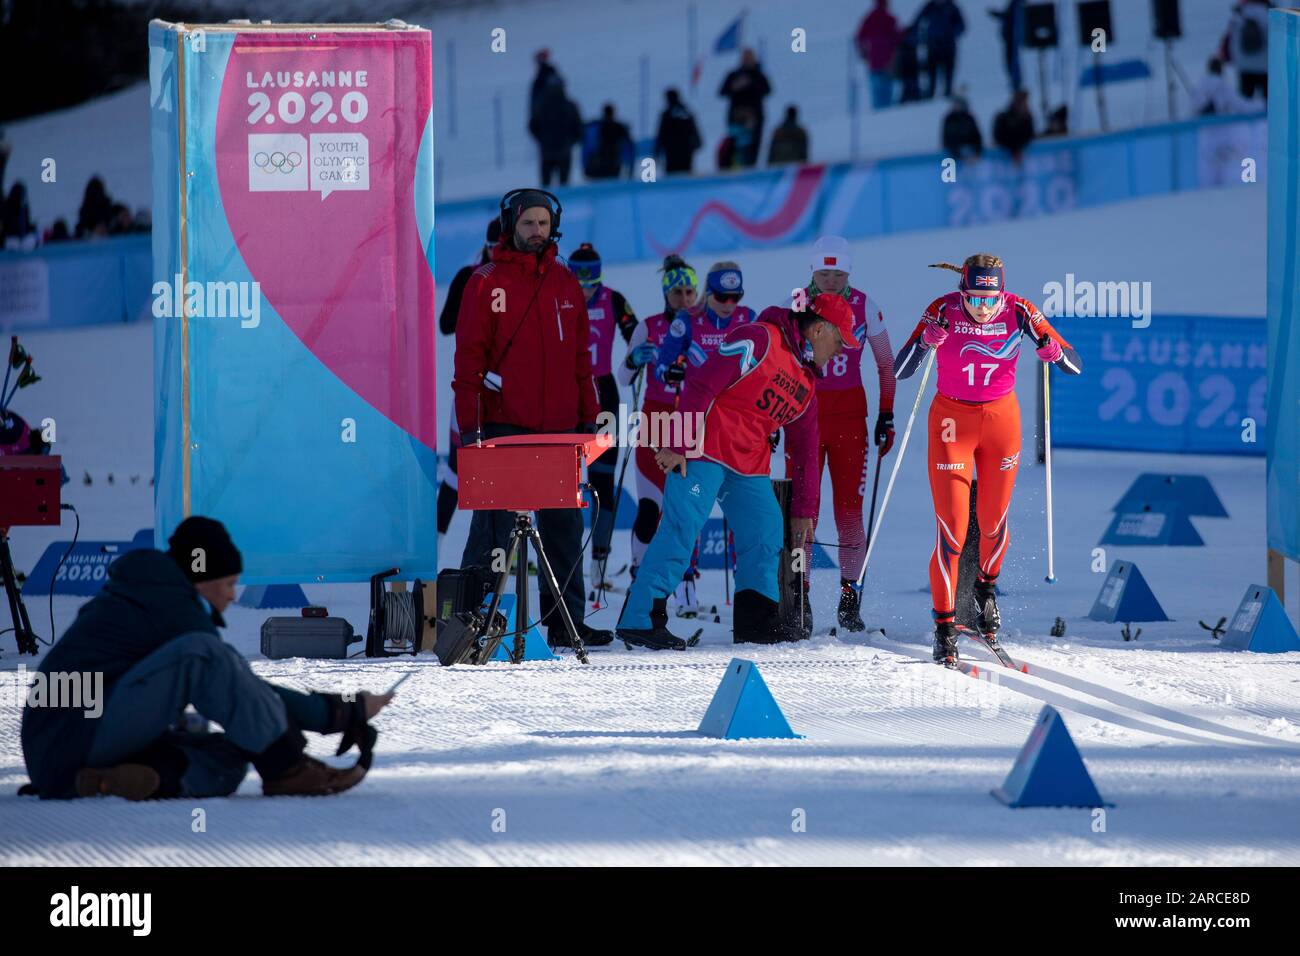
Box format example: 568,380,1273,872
452,188,610,647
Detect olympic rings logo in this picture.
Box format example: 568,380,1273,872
253,150,302,174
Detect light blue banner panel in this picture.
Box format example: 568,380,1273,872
1050,315,1266,456
1267,9,1300,561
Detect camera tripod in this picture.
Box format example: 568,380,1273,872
0,531,39,655
480,511,589,664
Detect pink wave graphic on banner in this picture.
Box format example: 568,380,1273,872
648,164,826,257
215,33,437,451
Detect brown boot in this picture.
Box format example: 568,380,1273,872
262,755,366,797
75,764,162,801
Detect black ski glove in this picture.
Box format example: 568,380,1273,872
325,693,379,771
662,360,686,386
874,412,895,457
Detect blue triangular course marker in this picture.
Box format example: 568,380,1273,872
483,593,560,661
1088,560,1170,623
698,658,802,740
1099,500,1203,547
1113,473,1227,518
993,706,1111,808
1220,584,1300,653
238,584,310,609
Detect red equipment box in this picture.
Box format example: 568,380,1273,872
458,434,612,512
0,455,62,526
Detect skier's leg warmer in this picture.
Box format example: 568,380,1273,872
87,633,294,778
720,471,783,602
620,462,723,629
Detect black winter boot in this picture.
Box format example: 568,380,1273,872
617,597,688,650
734,589,792,644
837,580,866,632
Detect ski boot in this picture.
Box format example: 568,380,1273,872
550,620,614,648
617,598,689,650
972,577,1006,654
734,590,801,644
674,573,701,618
837,579,866,632
933,618,959,667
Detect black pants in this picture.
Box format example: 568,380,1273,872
540,152,572,186
436,431,460,536
926,48,956,99
460,423,586,632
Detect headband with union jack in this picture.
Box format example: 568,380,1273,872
961,264,1004,293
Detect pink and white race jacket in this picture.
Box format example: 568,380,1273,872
895,293,1081,401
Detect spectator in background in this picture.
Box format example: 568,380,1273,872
2,180,36,250
718,48,771,167
76,175,114,239
941,97,983,159
1191,58,1249,116
529,48,560,117
768,105,809,166
856,0,902,110
917,0,966,100
582,103,634,181
654,88,702,175
895,24,924,103
2,180,36,251
993,89,1035,163
529,73,583,187
1219,0,1271,101
989,0,1025,93
44,218,70,244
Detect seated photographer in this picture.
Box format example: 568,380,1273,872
20,516,391,800
616,294,854,648
451,188,612,648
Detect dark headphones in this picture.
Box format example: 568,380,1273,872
499,188,563,242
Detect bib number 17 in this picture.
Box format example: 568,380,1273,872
962,363,998,387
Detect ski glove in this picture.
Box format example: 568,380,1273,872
874,412,895,457
1036,338,1063,363
628,343,658,368
324,693,379,771
921,321,948,348
660,359,686,386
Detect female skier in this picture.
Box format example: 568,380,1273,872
894,254,1082,665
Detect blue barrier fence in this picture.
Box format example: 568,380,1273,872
1050,314,1267,456
0,112,1264,332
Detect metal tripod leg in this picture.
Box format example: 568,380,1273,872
513,516,529,663
0,534,37,655
527,524,589,664
479,521,525,663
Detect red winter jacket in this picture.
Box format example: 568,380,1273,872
856,7,902,73
453,240,600,435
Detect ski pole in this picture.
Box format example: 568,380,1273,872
722,517,731,606
595,365,646,602
864,445,884,564
855,346,937,588
1041,343,1057,584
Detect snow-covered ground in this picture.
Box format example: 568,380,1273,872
2,0,1253,227
1,180,1296,865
